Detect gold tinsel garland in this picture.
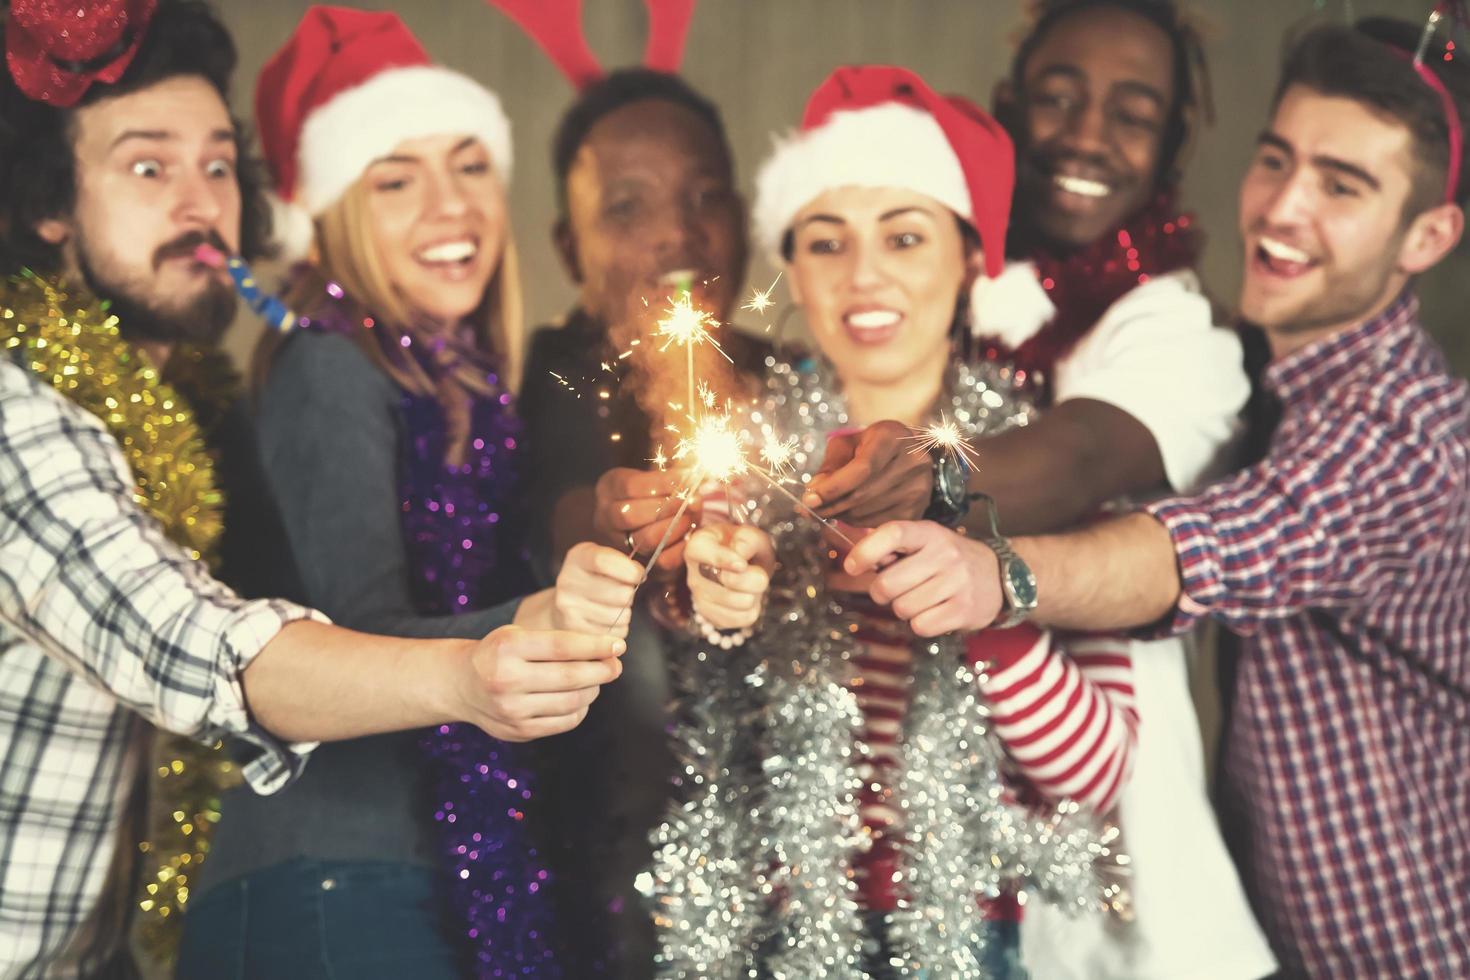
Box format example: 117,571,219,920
0,271,241,971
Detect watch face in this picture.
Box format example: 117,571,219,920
938,456,966,507
1005,559,1039,607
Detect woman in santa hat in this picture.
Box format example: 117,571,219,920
177,8,636,979
642,65,1137,979
663,57,1271,980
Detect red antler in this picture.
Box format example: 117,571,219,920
483,0,604,89
642,0,696,74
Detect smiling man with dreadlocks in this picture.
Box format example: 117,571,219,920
792,3,1276,979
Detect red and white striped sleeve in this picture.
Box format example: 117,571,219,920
967,625,1138,814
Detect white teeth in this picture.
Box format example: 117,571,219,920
847,310,901,329
658,268,699,287
1054,174,1111,198
1259,237,1312,265
417,240,476,263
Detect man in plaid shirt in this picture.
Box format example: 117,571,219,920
849,19,1470,978
0,3,638,976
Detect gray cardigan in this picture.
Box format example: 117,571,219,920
200,331,523,892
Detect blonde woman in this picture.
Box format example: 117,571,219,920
178,9,637,979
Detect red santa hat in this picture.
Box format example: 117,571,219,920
753,65,1014,280
255,6,512,255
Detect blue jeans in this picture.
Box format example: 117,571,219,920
176,859,464,980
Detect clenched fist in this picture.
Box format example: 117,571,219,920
684,524,775,631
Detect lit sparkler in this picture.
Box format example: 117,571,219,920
905,412,981,474
672,413,747,483
674,415,855,547
759,433,800,479
742,272,782,316
655,293,732,416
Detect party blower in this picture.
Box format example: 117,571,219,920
194,243,299,332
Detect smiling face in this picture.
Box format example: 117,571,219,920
558,98,747,337
39,75,241,345
1238,85,1422,345
361,133,506,327
786,186,970,389
1012,4,1176,248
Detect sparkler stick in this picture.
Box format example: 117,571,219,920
655,288,730,419
747,466,857,548
608,491,694,635
677,274,694,414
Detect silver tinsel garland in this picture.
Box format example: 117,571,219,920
645,644,765,979
648,354,1127,978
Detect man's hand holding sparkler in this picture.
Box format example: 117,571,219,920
803,420,934,526
844,521,1005,637
684,524,775,631
594,467,697,573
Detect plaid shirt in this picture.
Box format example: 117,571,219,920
0,361,320,978
1146,293,1470,977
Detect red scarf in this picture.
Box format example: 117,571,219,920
981,192,1201,400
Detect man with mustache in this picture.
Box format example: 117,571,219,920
0,3,630,974
848,16,1470,978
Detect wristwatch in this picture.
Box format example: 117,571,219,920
922,450,971,527
972,493,1038,629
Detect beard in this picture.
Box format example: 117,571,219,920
76,232,238,348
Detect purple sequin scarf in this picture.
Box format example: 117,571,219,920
297,293,559,977
400,384,562,978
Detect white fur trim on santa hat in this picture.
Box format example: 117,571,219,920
296,65,513,215
268,192,316,262
969,260,1056,348
752,103,970,261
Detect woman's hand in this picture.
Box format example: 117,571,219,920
802,421,934,526
552,541,645,638
684,524,775,630
593,467,695,573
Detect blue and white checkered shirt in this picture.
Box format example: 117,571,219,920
0,359,320,978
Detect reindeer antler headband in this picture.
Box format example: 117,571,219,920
484,0,697,89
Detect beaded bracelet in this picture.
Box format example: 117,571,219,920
691,609,754,649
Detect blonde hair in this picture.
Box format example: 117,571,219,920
258,177,524,402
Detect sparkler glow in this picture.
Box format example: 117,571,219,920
655,293,732,417
759,433,800,478
672,413,747,483
672,415,856,548
698,380,718,411
742,272,782,316
906,412,981,474
609,491,694,635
